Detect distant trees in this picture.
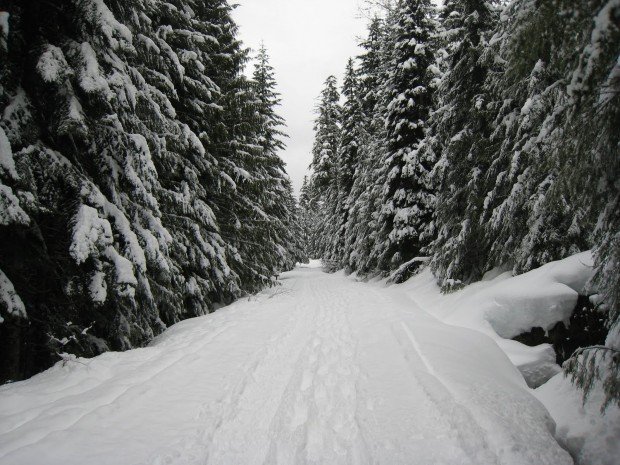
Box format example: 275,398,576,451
305,0,620,407
0,0,301,383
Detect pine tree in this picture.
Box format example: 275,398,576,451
0,0,301,383
327,59,363,269
344,17,388,274
299,176,321,259
372,0,438,278
430,0,498,290
559,0,620,410
252,43,303,272
309,75,341,264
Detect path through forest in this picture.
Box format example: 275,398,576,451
0,265,573,465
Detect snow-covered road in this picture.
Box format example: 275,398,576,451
0,266,573,465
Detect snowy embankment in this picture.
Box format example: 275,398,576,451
1,266,574,465
396,251,619,465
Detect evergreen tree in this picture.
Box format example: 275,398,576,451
372,0,438,278
0,0,301,383
299,176,321,259
429,0,498,290
559,0,620,410
327,59,363,269
252,43,303,272
344,17,388,274
309,75,341,263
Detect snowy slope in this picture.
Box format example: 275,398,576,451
398,252,595,387
397,251,619,465
0,266,571,465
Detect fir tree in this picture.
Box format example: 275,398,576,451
344,17,388,274
309,75,341,263
372,0,438,277
327,59,363,269
430,0,498,290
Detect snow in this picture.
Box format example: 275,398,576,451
0,268,26,324
401,252,593,340
89,271,107,303
78,42,112,96
0,127,17,179
104,246,138,288
80,0,133,50
298,259,323,268
0,184,29,226
82,183,148,273
399,256,588,385
535,373,620,465
69,204,137,295
69,205,113,265
0,266,571,465
0,11,8,38
36,45,70,83
396,251,617,463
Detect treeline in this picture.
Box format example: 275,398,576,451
304,0,619,406
0,0,304,383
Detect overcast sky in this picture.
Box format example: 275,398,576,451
232,0,369,197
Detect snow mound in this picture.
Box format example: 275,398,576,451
535,373,620,465
397,251,615,464
401,252,594,371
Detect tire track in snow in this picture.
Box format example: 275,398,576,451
260,277,370,465
195,276,322,465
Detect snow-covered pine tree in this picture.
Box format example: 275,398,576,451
299,176,321,259
149,0,242,318
327,59,364,269
429,0,498,290
345,12,408,277
477,0,587,278
344,17,388,274
558,0,620,410
251,43,304,272
197,4,279,294
0,0,299,383
0,0,249,381
372,0,438,279
309,75,341,265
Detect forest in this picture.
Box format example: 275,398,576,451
0,0,618,418
1,0,619,464
0,0,305,383
303,0,620,409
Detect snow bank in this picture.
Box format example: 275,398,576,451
399,253,595,388
397,251,616,465
535,373,620,465
401,251,593,354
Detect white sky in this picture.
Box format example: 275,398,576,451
232,0,369,197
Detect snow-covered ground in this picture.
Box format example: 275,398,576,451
396,252,619,465
0,265,578,465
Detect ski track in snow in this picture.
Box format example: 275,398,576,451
0,267,573,465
